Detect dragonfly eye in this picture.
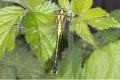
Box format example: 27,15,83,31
56,8,67,15
63,9,67,13
61,8,66,13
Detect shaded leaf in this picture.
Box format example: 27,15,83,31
2,46,45,79
0,0,11,8
99,29,120,42
0,63,16,79
0,6,24,57
110,9,120,23
82,41,120,79
57,46,82,79
0,48,3,59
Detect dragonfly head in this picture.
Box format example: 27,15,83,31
57,8,66,15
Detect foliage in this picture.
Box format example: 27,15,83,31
82,40,120,79
100,9,120,42
22,1,58,62
0,0,11,8
0,6,24,58
99,29,120,42
1,0,58,62
110,9,120,23
59,0,120,46
0,0,119,63
0,46,45,79
0,0,120,79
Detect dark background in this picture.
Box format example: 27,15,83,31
93,0,120,12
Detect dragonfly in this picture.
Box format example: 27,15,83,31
51,8,67,75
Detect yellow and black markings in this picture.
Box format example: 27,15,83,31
51,8,67,76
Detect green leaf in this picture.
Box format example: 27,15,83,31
70,0,120,46
84,7,109,20
58,0,70,10
20,0,45,10
98,10,120,42
71,0,93,14
82,41,120,79
0,63,16,79
3,0,45,10
58,46,82,79
84,7,120,30
70,0,79,14
110,9,120,23
0,0,11,8
34,1,59,14
70,18,96,46
23,2,58,62
23,12,56,62
2,0,19,3
0,48,3,59
99,29,120,42
88,17,120,30
0,6,24,56
1,46,45,79
19,0,59,12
